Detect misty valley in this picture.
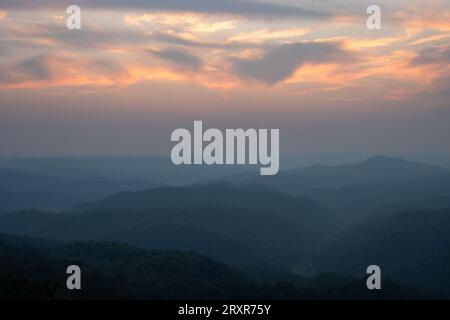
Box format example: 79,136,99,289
1,155,450,299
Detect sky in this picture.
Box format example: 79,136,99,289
0,0,449,158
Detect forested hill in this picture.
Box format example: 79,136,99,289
0,234,421,300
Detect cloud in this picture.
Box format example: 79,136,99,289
0,55,52,85
411,45,450,65
150,32,260,50
231,42,356,84
433,76,450,99
0,0,330,20
151,32,226,49
1,20,159,55
124,12,237,33
18,55,52,79
0,10,7,20
229,28,309,43
149,48,202,71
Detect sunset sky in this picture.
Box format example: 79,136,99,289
0,0,449,158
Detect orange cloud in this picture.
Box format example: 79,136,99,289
393,8,450,32
124,12,237,33
0,51,239,91
1,5,448,103
408,34,450,46
228,28,309,43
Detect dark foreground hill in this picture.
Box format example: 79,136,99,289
312,208,450,298
0,234,421,300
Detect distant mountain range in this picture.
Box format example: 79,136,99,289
0,156,260,185
1,155,450,298
2,155,450,219
216,156,450,221
0,183,335,268
0,168,161,213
